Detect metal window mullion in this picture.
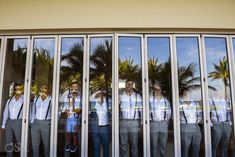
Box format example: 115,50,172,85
143,35,150,157
85,35,90,157
140,35,147,157
171,35,181,157
53,35,62,157
200,35,212,157
114,33,119,157
227,36,235,139
50,35,60,157
111,34,116,157
82,35,90,157
0,37,4,89
0,36,6,126
21,36,33,157
80,35,87,157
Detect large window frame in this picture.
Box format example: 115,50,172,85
21,35,58,157
229,35,235,140
144,34,177,157
115,34,146,157
0,34,234,157
85,34,115,157
201,34,235,157
53,35,86,157
0,36,31,156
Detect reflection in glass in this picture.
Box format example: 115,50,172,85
57,37,84,157
205,37,234,157
0,38,28,157
233,38,235,61
176,37,204,157
0,39,1,75
118,37,143,157
88,37,112,157
28,38,55,157
147,37,174,157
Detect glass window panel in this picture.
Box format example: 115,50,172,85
233,38,235,61
27,38,55,157
0,39,2,72
118,36,143,157
176,37,205,157
147,37,174,157
0,38,28,156
88,37,112,157
204,37,234,157
57,37,84,157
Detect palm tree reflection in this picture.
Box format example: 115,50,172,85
208,57,229,99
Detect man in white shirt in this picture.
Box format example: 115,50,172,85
119,79,142,157
149,84,171,157
0,83,24,157
31,85,51,157
179,92,202,157
210,97,232,157
89,90,111,157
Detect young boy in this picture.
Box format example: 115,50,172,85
61,81,81,152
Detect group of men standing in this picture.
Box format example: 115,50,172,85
0,83,52,157
0,79,233,157
119,80,233,157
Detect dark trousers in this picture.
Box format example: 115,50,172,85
180,123,202,157
119,120,139,157
5,119,22,157
150,121,168,157
211,122,232,157
90,119,110,157
31,119,51,157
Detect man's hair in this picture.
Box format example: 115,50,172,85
14,83,22,91
126,79,134,83
70,80,79,86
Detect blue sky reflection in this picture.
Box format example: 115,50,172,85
13,39,28,51
118,37,141,64
205,37,229,99
176,37,201,100
147,37,170,63
34,38,55,58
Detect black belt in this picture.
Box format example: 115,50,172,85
120,119,138,121
150,120,167,122
99,124,109,127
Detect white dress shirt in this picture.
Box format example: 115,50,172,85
210,99,231,124
92,99,110,126
149,96,171,121
120,91,142,120
31,96,51,123
2,96,24,128
180,100,202,124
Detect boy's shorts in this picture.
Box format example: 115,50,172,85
66,117,78,133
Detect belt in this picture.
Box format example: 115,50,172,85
35,119,51,121
99,124,109,127
9,119,22,121
120,119,139,121
150,120,167,122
